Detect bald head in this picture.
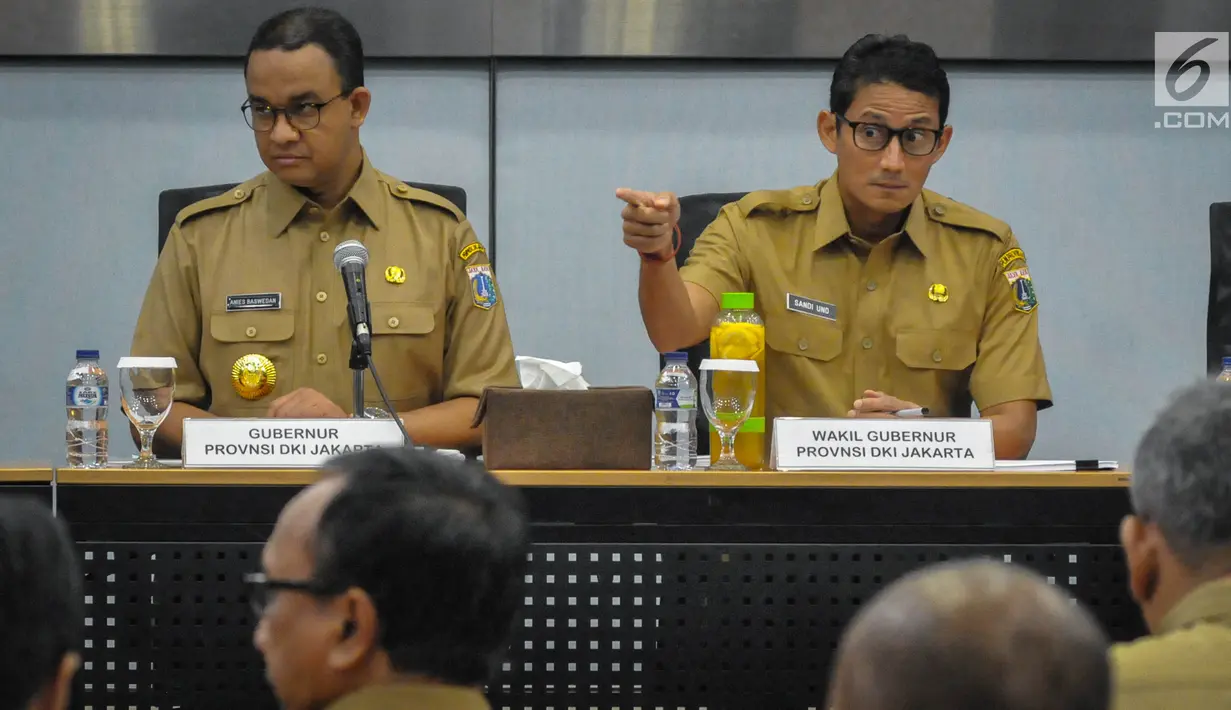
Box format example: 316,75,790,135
828,560,1110,710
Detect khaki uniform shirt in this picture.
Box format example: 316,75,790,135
1111,578,1231,710
680,171,1052,422
132,154,518,416
327,682,490,710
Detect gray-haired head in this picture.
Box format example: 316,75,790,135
826,559,1109,710
1131,380,1231,568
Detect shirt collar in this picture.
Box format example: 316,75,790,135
265,150,387,237
812,169,934,259
1159,577,1231,634
326,681,490,710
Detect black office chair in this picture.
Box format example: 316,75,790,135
1208,202,1231,374
157,180,468,254
656,191,749,456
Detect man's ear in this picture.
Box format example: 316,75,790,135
1121,515,1160,604
348,87,372,128
29,652,80,710
327,588,380,671
818,111,839,154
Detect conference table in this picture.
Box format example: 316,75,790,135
1,463,1141,710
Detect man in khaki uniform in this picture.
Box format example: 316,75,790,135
619,34,1050,458
827,559,1109,710
1112,381,1231,709
132,7,517,452
252,448,527,710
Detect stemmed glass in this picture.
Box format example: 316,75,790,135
699,358,759,471
118,357,177,469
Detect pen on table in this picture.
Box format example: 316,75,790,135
894,407,929,418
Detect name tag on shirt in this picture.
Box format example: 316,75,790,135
226,292,282,312
786,293,837,321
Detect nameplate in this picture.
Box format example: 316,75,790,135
182,418,406,468
770,417,994,471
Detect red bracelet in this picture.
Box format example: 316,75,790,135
641,223,682,263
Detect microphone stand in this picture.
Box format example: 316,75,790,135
348,297,372,419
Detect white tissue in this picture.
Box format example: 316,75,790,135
515,356,589,390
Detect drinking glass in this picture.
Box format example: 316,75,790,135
118,357,177,469
699,358,758,471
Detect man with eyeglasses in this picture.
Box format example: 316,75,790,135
247,447,528,710
619,34,1050,458
130,7,518,453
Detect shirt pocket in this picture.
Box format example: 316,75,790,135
366,302,442,410
206,310,296,413
895,329,977,371
765,315,844,362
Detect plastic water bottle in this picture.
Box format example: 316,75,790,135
654,352,698,470
66,349,109,468
1219,357,1231,383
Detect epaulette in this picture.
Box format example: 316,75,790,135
735,186,822,218
175,179,259,228
921,190,1011,242
383,180,465,223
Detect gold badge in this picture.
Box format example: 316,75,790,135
231,354,277,400
384,265,407,284
928,283,950,303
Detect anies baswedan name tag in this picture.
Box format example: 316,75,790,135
182,418,405,468
770,417,994,471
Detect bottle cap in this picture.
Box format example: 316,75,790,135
720,292,755,310
76,349,100,360
1223,356,1231,368
664,351,688,361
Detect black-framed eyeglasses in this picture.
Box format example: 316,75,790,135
241,92,348,132
837,115,943,157
243,571,345,616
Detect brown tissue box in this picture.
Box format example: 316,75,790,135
473,386,653,470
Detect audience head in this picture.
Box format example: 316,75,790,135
819,34,952,222
827,559,1110,710
252,447,530,710
244,7,370,196
1122,379,1231,631
0,497,83,710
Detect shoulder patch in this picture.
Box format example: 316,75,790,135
998,247,1038,313
385,181,465,222
922,191,1011,242
736,186,820,218
175,180,257,228
459,242,486,262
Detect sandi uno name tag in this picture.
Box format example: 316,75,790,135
786,293,837,321
226,292,282,312
182,418,405,468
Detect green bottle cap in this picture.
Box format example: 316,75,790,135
720,292,755,310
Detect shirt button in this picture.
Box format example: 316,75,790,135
800,196,813,205
245,326,257,338
319,231,330,242
232,188,246,200
932,349,943,363
307,206,321,216
387,316,400,329
316,353,328,365
315,291,328,303
866,280,877,291
930,204,947,217
862,338,873,350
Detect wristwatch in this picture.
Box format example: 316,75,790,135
362,406,394,419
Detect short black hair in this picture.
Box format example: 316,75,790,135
831,34,950,126
313,448,529,686
0,497,83,710
829,559,1109,710
246,7,365,93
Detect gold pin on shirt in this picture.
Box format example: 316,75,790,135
928,283,950,303
232,354,277,400
385,266,406,284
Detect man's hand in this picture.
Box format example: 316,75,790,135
847,390,922,418
267,388,346,419
617,188,681,260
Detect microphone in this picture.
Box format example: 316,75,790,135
333,240,372,354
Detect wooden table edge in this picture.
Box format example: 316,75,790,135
0,465,54,483
52,468,1130,488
